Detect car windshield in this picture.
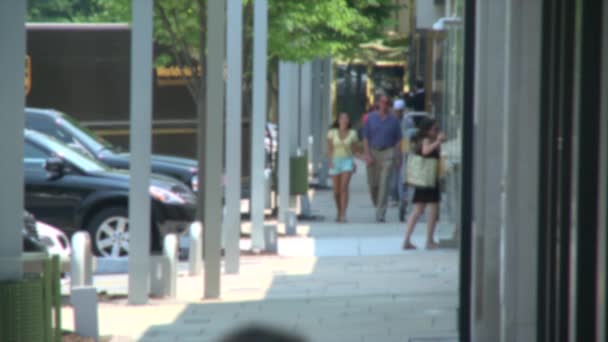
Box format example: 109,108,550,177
30,131,109,173
56,114,122,154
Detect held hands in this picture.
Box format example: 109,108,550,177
364,154,374,166
437,132,447,143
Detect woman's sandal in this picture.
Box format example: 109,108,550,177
402,241,417,250
425,243,439,250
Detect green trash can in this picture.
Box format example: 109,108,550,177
0,256,62,342
0,276,47,342
290,153,309,195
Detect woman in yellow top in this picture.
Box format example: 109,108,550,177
327,112,361,222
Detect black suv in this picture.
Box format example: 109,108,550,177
24,129,196,257
25,108,200,191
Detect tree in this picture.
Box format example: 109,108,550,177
27,0,401,118
27,0,107,22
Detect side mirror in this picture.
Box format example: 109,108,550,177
44,157,65,180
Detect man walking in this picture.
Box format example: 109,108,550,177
363,95,403,222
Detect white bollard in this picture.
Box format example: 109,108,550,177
149,255,169,297
299,194,312,217
149,234,178,298
263,225,278,254
308,135,314,176
164,234,178,298
264,168,272,209
285,211,297,236
71,231,93,288
71,286,99,341
188,222,203,276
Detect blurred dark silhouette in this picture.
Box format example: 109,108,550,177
219,324,307,342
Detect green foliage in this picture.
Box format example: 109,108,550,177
27,0,108,22
267,0,399,62
27,0,399,64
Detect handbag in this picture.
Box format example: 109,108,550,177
405,154,438,187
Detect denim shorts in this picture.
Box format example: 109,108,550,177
329,157,354,176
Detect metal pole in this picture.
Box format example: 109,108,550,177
300,62,312,151
224,0,243,274
459,0,476,340
317,58,333,187
278,62,293,223
128,0,153,305
0,0,26,281
299,62,313,216
290,65,300,156
203,0,226,299
250,0,268,251
310,59,322,175
501,0,542,339
289,65,300,211
470,0,506,337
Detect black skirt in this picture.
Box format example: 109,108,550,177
412,185,440,203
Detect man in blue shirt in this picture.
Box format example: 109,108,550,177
363,95,403,222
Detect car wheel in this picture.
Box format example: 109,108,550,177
86,207,130,258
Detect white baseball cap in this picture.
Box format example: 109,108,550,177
393,99,405,110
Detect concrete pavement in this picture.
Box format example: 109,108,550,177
61,161,460,341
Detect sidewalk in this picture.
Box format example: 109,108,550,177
61,161,460,341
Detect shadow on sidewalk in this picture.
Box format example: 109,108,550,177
137,250,459,341
135,162,460,341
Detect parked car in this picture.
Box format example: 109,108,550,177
24,129,197,258
23,211,46,253
36,220,71,266
25,108,253,199
26,108,199,191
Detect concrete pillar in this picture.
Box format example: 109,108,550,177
470,0,506,338
202,0,226,299
500,1,542,341
278,62,294,223
224,0,243,274
0,0,26,281
250,0,268,251
128,0,153,305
